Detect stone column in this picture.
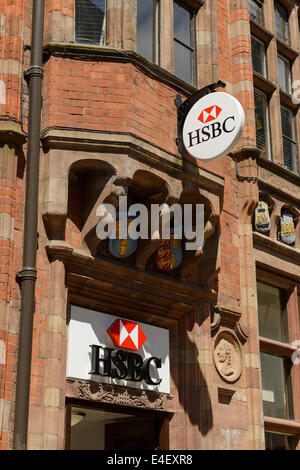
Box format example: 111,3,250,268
27,259,68,450
236,151,264,450
0,124,26,450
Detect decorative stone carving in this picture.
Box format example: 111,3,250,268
280,212,296,245
213,331,242,383
255,201,270,233
77,380,166,411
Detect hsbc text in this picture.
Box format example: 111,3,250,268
187,115,236,148
89,345,162,385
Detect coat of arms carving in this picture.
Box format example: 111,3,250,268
255,201,270,233
280,212,296,245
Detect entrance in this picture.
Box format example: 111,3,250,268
66,405,168,450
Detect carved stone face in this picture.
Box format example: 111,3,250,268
213,332,242,383
216,340,231,363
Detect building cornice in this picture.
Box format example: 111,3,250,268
0,120,26,148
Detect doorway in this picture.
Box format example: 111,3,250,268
66,404,169,450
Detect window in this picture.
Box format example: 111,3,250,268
249,0,264,25
260,352,293,419
173,1,195,84
137,0,159,63
254,89,271,159
280,106,297,172
265,432,297,450
257,282,288,343
274,0,290,45
257,279,300,448
278,54,292,94
251,36,267,77
75,0,106,46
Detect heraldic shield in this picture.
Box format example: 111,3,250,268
108,218,138,258
255,201,270,233
156,230,183,272
280,212,296,245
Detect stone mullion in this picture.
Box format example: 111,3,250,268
122,0,137,50
106,0,122,48
45,0,74,43
159,0,174,74
196,0,219,88
264,0,276,34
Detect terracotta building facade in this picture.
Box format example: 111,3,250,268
0,0,299,450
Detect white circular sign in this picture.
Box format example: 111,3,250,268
182,92,245,161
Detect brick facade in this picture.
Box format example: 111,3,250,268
0,0,299,450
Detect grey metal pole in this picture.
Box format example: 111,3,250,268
13,0,44,450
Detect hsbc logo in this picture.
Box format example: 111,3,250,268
182,91,245,162
107,319,147,351
198,105,222,124
89,317,162,385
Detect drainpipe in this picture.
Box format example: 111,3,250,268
13,0,44,450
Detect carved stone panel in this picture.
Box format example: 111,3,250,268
213,331,242,383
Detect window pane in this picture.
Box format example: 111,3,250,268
174,1,191,46
281,106,297,172
75,0,106,46
278,56,291,94
254,90,270,159
251,36,266,76
257,282,288,342
249,0,264,25
260,353,293,419
275,0,290,44
137,0,158,62
174,41,192,83
265,432,297,450
283,137,297,172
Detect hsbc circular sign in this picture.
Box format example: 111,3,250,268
182,92,245,161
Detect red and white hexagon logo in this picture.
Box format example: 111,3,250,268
107,319,147,351
198,105,222,124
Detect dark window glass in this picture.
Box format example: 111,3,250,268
265,432,297,450
137,0,159,63
261,353,294,420
275,0,290,45
75,0,106,45
251,36,266,76
249,0,264,25
257,282,288,343
281,106,297,172
174,1,194,84
278,55,292,94
254,89,270,159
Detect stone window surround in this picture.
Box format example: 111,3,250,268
256,268,300,446
250,0,300,174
